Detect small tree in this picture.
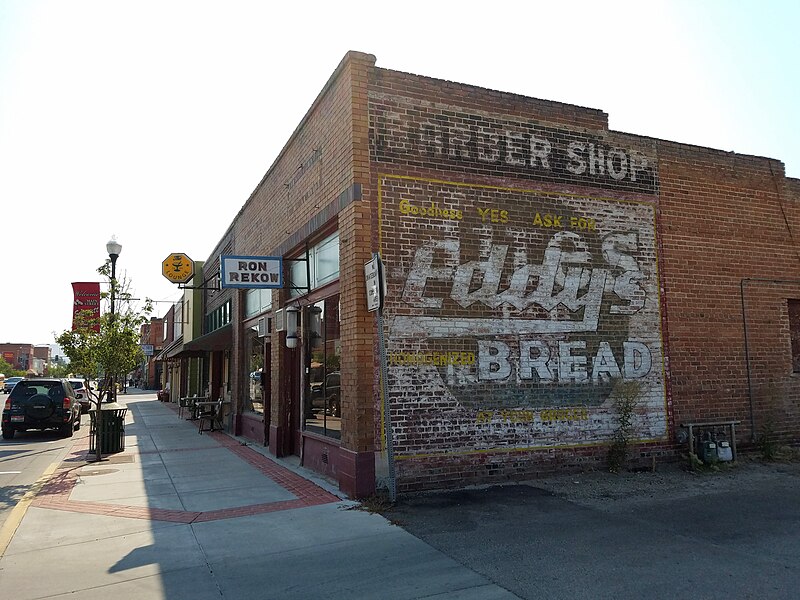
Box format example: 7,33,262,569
47,361,72,378
57,260,152,462
607,380,643,473
0,358,25,378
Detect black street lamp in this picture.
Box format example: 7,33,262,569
106,236,122,403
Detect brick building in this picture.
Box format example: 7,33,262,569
185,51,799,497
137,317,164,389
1,343,39,374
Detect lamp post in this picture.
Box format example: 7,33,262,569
106,236,122,403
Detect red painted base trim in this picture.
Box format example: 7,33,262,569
337,447,375,499
239,412,265,445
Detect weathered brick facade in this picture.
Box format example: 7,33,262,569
194,51,800,496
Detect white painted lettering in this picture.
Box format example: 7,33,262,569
477,126,500,163
607,149,628,181
520,340,553,381
623,341,652,378
558,341,588,382
566,142,587,175
505,130,527,166
589,143,605,176
478,340,511,380
591,341,622,381
529,134,552,169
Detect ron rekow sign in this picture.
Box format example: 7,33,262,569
220,256,283,289
72,282,101,332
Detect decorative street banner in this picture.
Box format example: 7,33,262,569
72,282,101,332
220,255,283,289
380,175,667,458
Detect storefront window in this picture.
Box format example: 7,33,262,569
314,234,339,286
244,327,265,414
245,289,273,318
304,295,341,439
288,233,340,298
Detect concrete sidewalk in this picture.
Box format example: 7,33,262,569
0,392,517,600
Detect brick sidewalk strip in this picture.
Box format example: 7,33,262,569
30,425,339,522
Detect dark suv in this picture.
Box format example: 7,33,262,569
2,378,82,440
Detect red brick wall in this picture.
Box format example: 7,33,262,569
367,62,800,492
191,51,800,495
658,145,800,443
203,52,379,481
368,68,672,490
0,344,36,371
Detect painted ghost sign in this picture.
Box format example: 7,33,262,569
371,95,658,195
380,175,667,456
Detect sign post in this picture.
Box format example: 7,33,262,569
366,253,395,501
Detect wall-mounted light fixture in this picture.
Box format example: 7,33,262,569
285,305,300,348
307,305,322,348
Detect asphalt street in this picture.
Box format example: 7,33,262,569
2,391,800,599
384,467,800,599
0,406,78,532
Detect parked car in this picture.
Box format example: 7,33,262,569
2,378,82,440
309,371,341,417
68,378,93,413
3,376,23,394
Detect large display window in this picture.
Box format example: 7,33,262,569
303,295,341,439
244,327,266,414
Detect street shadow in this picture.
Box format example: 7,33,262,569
99,395,216,588
0,483,30,510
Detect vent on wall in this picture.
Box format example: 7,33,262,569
257,317,269,337
275,309,285,332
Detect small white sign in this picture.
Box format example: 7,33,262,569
141,344,154,356
364,254,385,312
221,255,283,289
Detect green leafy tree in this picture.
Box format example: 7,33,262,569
56,259,152,461
0,358,25,377
48,361,72,378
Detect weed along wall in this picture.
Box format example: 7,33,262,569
371,72,670,490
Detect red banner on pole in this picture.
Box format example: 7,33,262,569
72,282,101,332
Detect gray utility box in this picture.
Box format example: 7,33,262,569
717,440,733,462
699,440,718,464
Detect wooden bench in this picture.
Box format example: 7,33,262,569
680,419,741,462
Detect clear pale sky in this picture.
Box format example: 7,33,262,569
1,0,798,346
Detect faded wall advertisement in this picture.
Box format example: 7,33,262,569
380,175,667,457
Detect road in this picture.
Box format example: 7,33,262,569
385,462,800,599
3,394,800,599
0,403,85,533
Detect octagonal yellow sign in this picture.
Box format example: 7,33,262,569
162,253,194,284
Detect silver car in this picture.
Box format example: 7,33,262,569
3,376,23,394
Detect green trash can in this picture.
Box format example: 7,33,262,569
89,404,128,454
